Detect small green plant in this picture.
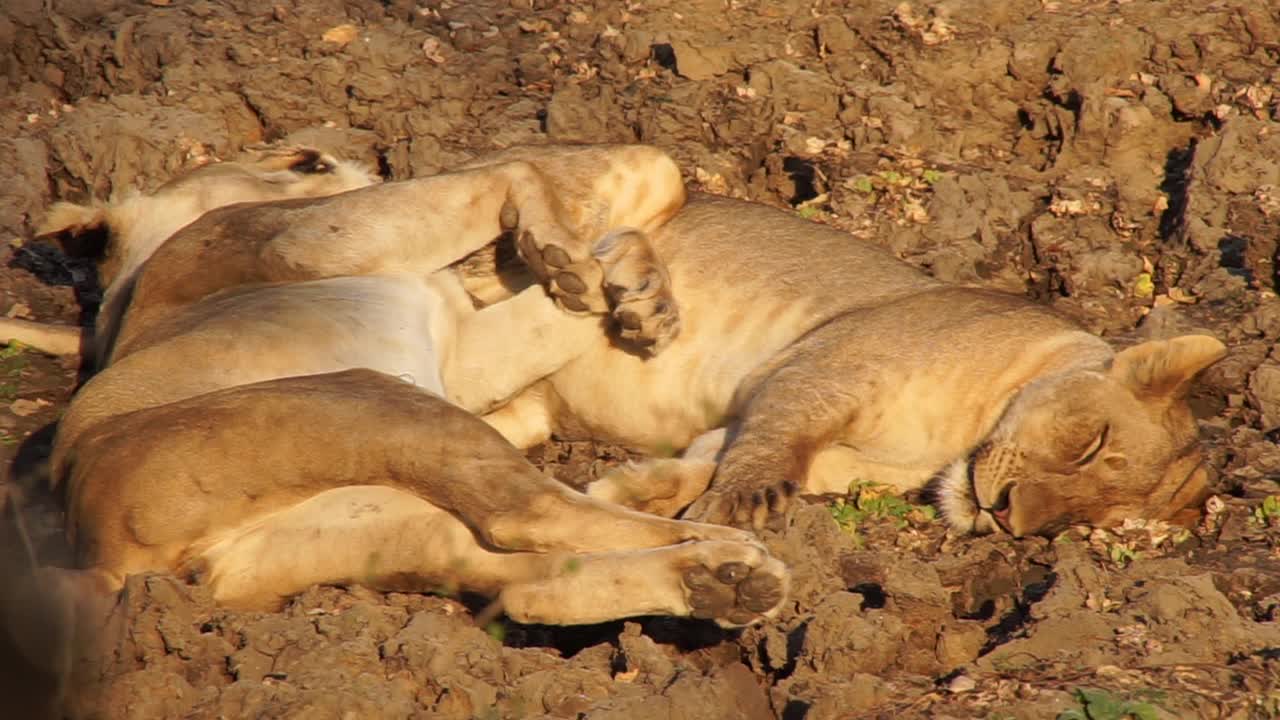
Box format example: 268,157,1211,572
1057,687,1161,720
1253,495,1280,527
921,168,944,184
0,342,27,401
1107,543,1140,568
0,341,28,361
828,497,862,537
796,205,821,219
849,176,875,193
827,481,938,541
484,620,506,643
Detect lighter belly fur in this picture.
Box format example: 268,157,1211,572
548,293,822,450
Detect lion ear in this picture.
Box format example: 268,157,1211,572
1110,335,1227,400
35,201,112,260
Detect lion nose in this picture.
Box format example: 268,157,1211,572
989,482,1012,513
988,483,1015,533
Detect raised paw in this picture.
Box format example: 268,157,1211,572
513,225,609,315
679,541,790,628
682,479,799,531
592,228,681,354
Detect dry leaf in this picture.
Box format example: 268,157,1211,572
5,303,33,320
322,24,359,46
10,398,51,417
422,37,446,63
1048,197,1086,216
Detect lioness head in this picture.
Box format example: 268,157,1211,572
936,334,1227,536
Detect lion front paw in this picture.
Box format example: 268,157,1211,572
503,203,609,315
680,541,790,628
682,479,799,531
593,228,681,355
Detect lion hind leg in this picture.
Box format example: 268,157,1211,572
177,485,789,628
586,459,717,519
593,228,682,355
179,486,543,610
585,428,727,517
499,539,789,629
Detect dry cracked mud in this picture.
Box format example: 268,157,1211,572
2,1,1279,718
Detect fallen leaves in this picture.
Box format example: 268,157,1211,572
892,3,955,46
421,37,446,64
4,303,33,320
9,397,50,417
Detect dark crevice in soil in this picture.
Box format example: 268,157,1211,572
1158,139,1197,243
850,582,886,610
979,569,1057,655
650,43,677,73
780,157,819,206
780,699,810,720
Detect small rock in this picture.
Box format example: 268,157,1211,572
947,674,976,693
1248,362,1280,431
321,24,359,46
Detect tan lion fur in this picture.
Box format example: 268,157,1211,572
0,146,377,362
467,192,1226,536
41,144,790,634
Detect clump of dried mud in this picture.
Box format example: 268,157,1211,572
2,1,1279,718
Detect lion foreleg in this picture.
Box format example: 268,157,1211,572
682,323,876,529
441,285,602,415
0,318,89,358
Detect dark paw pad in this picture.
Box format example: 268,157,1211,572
738,572,785,613
541,245,573,269
554,270,588,295
684,566,737,619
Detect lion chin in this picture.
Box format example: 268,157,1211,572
930,455,1001,536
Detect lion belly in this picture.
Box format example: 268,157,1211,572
546,294,822,451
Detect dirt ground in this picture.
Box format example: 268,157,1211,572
2,0,1279,718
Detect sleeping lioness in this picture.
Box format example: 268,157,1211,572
34,143,788,632
0,145,378,362
470,193,1226,537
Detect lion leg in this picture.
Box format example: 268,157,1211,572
181,486,787,627
592,227,682,355
66,371,753,569
446,229,683,418
181,486,522,609
0,318,88,357
585,429,727,517
478,382,558,449
682,321,877,529
499,539,788,629
585,459,717,518
441,286,602,415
